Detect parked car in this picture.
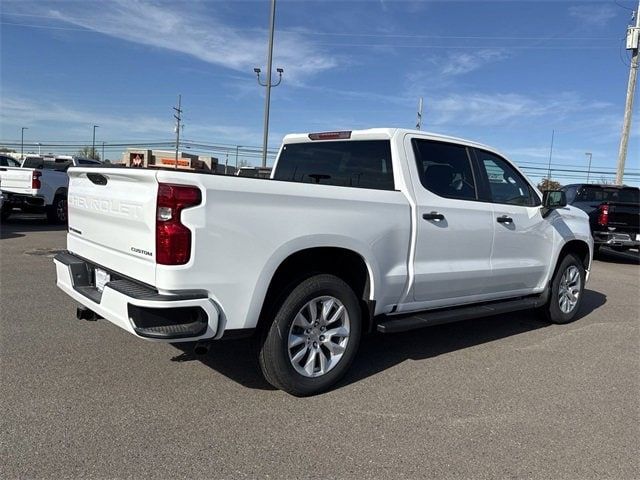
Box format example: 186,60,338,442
562,184,639,252
0,155,102,223
54,128,593,395
1,157,68,223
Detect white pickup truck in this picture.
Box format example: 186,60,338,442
0,156,101,223
54,128,593,395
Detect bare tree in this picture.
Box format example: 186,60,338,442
537,178,562,191
77,146,100,160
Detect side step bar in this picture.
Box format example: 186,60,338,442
376,291,548,334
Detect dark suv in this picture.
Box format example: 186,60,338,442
562,184,639,252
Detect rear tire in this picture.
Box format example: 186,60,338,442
542,253,585,324
0,205,11,222
46,196,67,224
257,274,362,396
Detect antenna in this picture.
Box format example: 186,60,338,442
416,97,423,130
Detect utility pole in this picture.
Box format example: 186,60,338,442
585,152,593,183
547,129,555,181
20,127,28,160
255,0,284,168
617,1,640,185
416,97,423,130
173,94,182,169
92,125,99,159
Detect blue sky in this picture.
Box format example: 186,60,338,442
1,0,638,184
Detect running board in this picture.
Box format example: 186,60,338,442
376,292,548,334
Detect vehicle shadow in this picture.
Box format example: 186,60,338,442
595,247,640,265
0,214,66,239
169,289,606,393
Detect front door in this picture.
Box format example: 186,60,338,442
474,149,553,294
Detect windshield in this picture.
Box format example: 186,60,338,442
578,186,639,204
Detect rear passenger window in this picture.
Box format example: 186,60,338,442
476,150,538,206
411,139,477,201
273,140,394,190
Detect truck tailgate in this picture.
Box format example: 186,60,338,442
0,167,35,193
606,202,640,232
66,168,159,286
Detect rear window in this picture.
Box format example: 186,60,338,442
578,186,639,204
0,156,20,167
21,158,69,171
273,140,394,190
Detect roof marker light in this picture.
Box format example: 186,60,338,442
308,131,352,141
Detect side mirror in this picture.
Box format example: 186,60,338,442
542,190,567,216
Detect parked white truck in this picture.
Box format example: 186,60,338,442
54,129,593,395
0,156,100,223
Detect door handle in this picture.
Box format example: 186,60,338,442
0,168,7,171
423,212,445,221
497,215,513,224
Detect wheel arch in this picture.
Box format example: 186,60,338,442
54,186,68,198
553,239,591,278
255,245,378,335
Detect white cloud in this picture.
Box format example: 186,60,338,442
428,91,612,127
568,4,617,27
1,95,172,137
16,0,337,82
440,49,509,76
0,94,273,147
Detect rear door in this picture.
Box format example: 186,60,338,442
66,168,159,285
405,137,495,308
474,148,553,294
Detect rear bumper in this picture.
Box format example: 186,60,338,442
593,231,640,248
54,251,219,342
3,192,46,207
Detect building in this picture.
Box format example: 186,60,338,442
122,149,218,171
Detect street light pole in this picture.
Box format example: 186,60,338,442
255,0,283,168
92,125,99,159
585,152,593,183
21,127,28,160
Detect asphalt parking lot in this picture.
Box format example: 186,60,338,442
1,215,639,480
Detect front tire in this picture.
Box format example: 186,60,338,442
543,253,585,324
258,274,362,396
46,196,67,224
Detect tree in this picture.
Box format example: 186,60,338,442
77,146,101,160
537,178,561,191
0,146,16,153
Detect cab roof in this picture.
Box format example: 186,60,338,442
282,128,495,152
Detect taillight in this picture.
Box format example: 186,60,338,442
156,183,202,265
32,170,42,189
597,204,609,227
